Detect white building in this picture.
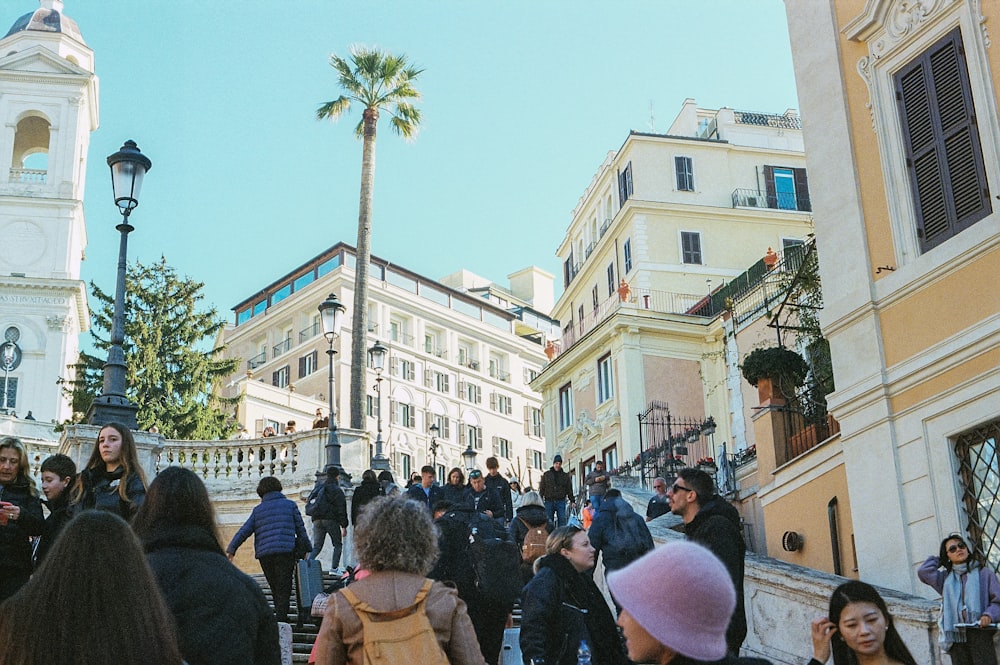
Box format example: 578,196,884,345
0,1,95,423
215,243,554,485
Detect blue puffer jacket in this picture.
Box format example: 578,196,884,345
227,491,310,559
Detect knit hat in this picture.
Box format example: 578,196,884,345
553,454,563,463
607,541,735,662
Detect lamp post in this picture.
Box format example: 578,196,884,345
462,441,477,472
367,339,390,471
428,423,440,477
87,140,152,430
319,293,345,470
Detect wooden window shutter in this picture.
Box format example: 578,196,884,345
793,168,811,211
459,424,466,445
407,363,415,381
763,165,776,208
442,418,450,439
896,27,991,252
408,406,415,429
390,356,399,375
524,405,531,435
506,398,513,416
458,380,466,400
298,356,307,378
424,369,433,388
490,392,497,410
476,385,482,404
271,370,279,386
390,399,397,424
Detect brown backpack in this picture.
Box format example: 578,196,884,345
519,517,549,564
339,579,449,665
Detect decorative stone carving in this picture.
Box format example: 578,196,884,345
46,315,70,331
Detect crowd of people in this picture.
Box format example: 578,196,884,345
1,435,994,664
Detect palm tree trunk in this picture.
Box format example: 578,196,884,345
349,108,378,430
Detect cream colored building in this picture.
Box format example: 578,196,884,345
534,100,815,488
0,1,94,423
777,0,1000,593
215,243,551,484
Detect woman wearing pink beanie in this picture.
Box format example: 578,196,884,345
607,540,773,665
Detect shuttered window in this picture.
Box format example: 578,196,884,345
675,156,694,191
681,231,702,265
895,28,990,252
618,162,633,206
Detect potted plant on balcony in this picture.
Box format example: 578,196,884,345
696,457,717,473
740,346,809,403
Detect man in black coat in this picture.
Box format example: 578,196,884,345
484,456,513,524
669,468,747,656
404,465,442,511
588,489,654,575
307,465,349,570
539,454,575,527
462,468,503,521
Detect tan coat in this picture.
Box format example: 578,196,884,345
314,570,485,665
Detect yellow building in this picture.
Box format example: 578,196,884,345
534,101,815,490
780,0,1000,592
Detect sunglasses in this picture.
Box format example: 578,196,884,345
671,483,694,494
468,470,483,479
948,542,968,554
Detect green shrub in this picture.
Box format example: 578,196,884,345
741,347,809,388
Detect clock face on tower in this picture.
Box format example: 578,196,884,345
0,220,46,268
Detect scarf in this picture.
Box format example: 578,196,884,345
940,562,982,651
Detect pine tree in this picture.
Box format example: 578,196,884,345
63,257,239,439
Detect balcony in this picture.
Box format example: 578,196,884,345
298,322,320,343
584,241,597,259
599,218,611,238
247,351,267,370
490,367,511,383
9,168,46,184
272,338,292,358
731,187,811,212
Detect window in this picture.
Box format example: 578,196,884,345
298,350,318,378
493,436,512,459
563,251,576,288
392,358,416,381
623,238,632,273
391,401,416,428
366,394,376,417
531,449,544,469
558,383,574,431
577,305,584,328
271,366,290,389
597,353,614,403
618,161,633,206
432,414,451,439
592,285,599,311
1,377,17,410
460,381,482,404
681,231,702,265
399,454,411,481
460,424,483,450
491,392,513,415
271,283,291,305
895,28,991,252
606,263,615,297
675,156,694,191
764,166,811,212
524,406,543,437
435,371,450,393
955,419,1000,571
604,444,619,472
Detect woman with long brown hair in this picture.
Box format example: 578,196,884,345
70,422,147,520
0,510,184,665
0,436,44,601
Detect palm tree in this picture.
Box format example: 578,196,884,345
317,46,423,430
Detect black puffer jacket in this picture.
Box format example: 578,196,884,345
685,495,748,654
73,465,146,520
0,478,44,574
588,496,654,572
519,553,628,665
36,491,72,565
143,525,280,665
509,504,552,549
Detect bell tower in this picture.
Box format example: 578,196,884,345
0,0,97,423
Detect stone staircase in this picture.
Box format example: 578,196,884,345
251,571,340,663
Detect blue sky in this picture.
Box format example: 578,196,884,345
27,0,799,321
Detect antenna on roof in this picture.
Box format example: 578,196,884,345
649,100,655,132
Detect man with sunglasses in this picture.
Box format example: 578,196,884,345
668,467,747,656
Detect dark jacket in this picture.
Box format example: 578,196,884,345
509,504,553,550
539,467,574,503
36,491,72,565
429,504,484,602
484,472,513,521
405,483,443,511
519,553,628,665
0,478,44,574
73,465,146,520
646,494,671,521
349,478,383,525
588,496,654,572
462,485,503,519
309,479,348,528
227,491,310,559
685,495,747,654
144,525,280,665
441,482,467,505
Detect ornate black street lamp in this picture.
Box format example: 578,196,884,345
462,439,477,472
367,339,390,471
88,140,151,430
318,293,345,470
428,422,440,474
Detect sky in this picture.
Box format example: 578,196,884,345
18,0,800,322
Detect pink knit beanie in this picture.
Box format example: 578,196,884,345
607,541,735,662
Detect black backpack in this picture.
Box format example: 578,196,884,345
467,517,523,607
304,484,328,517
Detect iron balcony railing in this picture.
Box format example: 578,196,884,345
298,322,320,343
733,110,802,130
560,288,707,349
731,188,810,212
272,337,291,358
247,351,266,370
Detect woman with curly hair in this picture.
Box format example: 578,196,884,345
0,510,184,665
70,422,147,520
0,437,44,601
313,497,484,665
918,534,1000,664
